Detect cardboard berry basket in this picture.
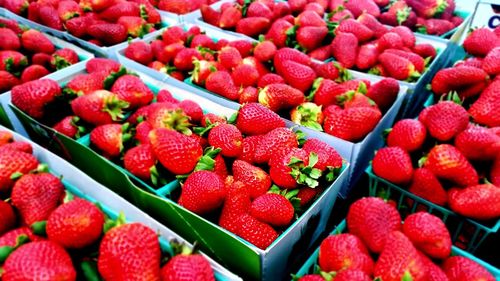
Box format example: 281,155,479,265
6,63,351,281
0,8,177,58
0,124,242,281
294,220,500,279
365,165,500,254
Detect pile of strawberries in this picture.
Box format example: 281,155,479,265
10,59,346,250
154,0,218,14
0,17,80,93
372,92,500,221
297,197,495,281
1,0,162,46
125,26,402,142
200,0,444,81
0,131,217,280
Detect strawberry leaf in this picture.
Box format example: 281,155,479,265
31,221,47,236
80,260,101,281
0,234,29,263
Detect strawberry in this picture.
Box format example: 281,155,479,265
99,1,140,21
98,223,161,280
0,50,27,74
0,150,39,193
468,82,500,127
288,0,307,13
422,144,478,187
88,23,128,46
365,77,399,111
277,60,316,92
254,40,277,62
296,186,323,207
149,129,203,175
179,171,225,214
125,41,154,66
378,32,405,52
236,212,279,249
258,83,305,112
454,125,500,161
379,51,421,81
310,78,347,107
178,100,203,124
50,48,79,70
318,233,374,274
173,48,203,71
373,147,413,185
304,2,325,15
90,124,130,158
406,0,450,19
64,71,107,96
296,26,328,51
219,5,242,29
218,46,242,70
274,47,311,71
448,184,500,220
290,102,324,131
254,127,298,164
190,34,217,50
492,156,500,186
205,70,239,100
297,275,325,281
302,138,342,177
418,251,449,281
237,135,262,164
160,244,215,281
0,18,23,35
201,113,226,127
356,43,379,70
431,66,489,98
57,0,82,21
0,70,19,92
146,102,191,132
323,106,382,142
357,13,389,38
385,49,425,73
219,180,251,233
232,64,259,87
482,47,500,76
3,241,76,280
111,74,154,109
118,16,150,38
331,33,358,69
387,119,426,152
52,116,83,139
0,131,13,145
208,124,243,158
347,197,401,253
344,0,380,18
391,26,416,47
0,227,41,247
236,103,285,135
11,79,61,119
3,0,28,15
201,4,221,26
71,90,129,125
39,5,63,30
403,212,451,259
335,19,374,43
232,160,271,200
0,200,16,236
31,53,53,68
228,40,254,57
265,19,294,48
443,256,496,281
413,43,437,60
269,148,321,188
374,231,428,281
134,121,153,144
11,172,64,226
250,193,294,227
239,86,259,103
236,17,271,38
421,100,469,141
420,19,454,35
20,65,49,83
258,73,285,88
463,28,500,57
0,141,32,154
158,0,191,14
65,16,91,38
46,198,104,249
0,28,20,50
272,1,291,19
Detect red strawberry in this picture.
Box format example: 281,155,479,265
228,40,254,57
134,121,153,144
468,82,500,127
405,0,448,18
385,49,425,73
302,138,342,176
47,198,104,249
201,113,226,127
232,160,271,200
454,125,500,161
3,241,76,280
310,78,347,107
239,86,259,104
71,90,129,125
297,275,325,281
269,148,321,188
463,28,500,57
387,119,426,152
378,32,405,52
254,127,298,164
392,26,416,47
334,270,371,281
39,5,63,30
52,116,84,139
0,141,32,154
146,102,191,133
431,66,489,98
0,70,19,92
11,172,64,226
335,19,374,43
118,16,150,38
356,42,379,70
491,156,500,186
413,43,437,60
111,74,154,109
372,147,413,185
158,0,191,14
290,102,324,131
219,180,251,233
11,79,61,119
50,48,79,70
403,212,451,259
0,28,20,50
379,51,421,81
88,23,128,46
422,144,478,187
236,103,285,135
258,83,305,112
0,150,39,193
208,124,243,158
205,70,239,100
57,0,82,21
232,64,259,87
482,47,500,76
0,18,23,35
20,65,49,83
421,19,454,35
296,26,328,51
374,231,428,281
160,244,215,281
288,0,307,13
0,227,42,248
179,171,225,214
358,13,389,38
156,89,179,104
409,167,448,206
319,233,374,274
366,77,399,111
442,256,495,281
85,59,120,75
174,48,203,71
274,47,311,71
323,106,382,142
258,73,285,88
418,251,449,281
421,100,469,141
331,33,358,68
218,46,242,70
64,72,107,96
0,200,16,236
296,186,323,207
31,53,53,68
344,0,380,18
3,0,28,15
98,223,161,281
234,213,278,249
250,193,294,227
237,135,263,164
254,40,277,62
0,50,27,74
149,129,203,175
178,100,203,124
65,16,91,38
277,60,316,92
201,4,221,26
90,124,130,158
347,197,401,253
190,34,216,50
236,17,270,38
99,1,140,21
125,41,153,65
265,19,294,48
448,184,500,220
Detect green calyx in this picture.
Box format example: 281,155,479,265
103,67,127,90
285,25,299,48
268,185,301,213
418,155,428,168
0,234,29,263
441,91,463,105
170,240,197,257
406,70,421,82
368,66,381,75
177,147,221,181
335,62,352,82
241,0,252,17
433,0,448,17
52,55,72,70
139,4,148,21
103,212,126,233
161,108,192,135
294,129,307,146
288,152,323,188
416,25,428,34
396,7,411,25
103,95,129,122
120,122,133,151
70,116,87,139
325,166,341,182
306,77,324,101
150,165,168,187
292,103,323,132
31,220,47,236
